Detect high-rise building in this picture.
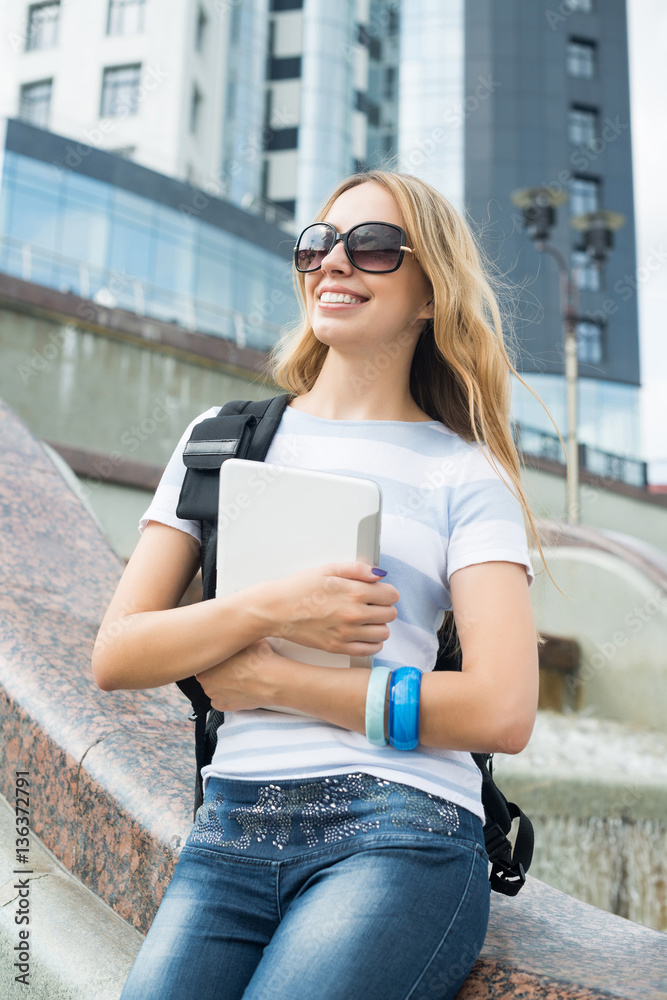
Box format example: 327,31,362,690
0,0,228,186
222,0,642,460
0,0,642,466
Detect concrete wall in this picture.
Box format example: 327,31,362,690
531,544,667,729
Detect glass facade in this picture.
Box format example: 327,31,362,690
511,372,641,460
0,150,296,350
397,0,465,208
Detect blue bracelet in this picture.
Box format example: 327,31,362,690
388,667,422,750
365,667,391,746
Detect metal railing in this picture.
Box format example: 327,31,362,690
0,235,288,353
514,422,648,489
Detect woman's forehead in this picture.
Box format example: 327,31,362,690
324,182,404,229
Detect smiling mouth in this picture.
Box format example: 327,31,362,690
318,300,367,309
318,293,368,307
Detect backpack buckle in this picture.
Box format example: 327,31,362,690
483,822,510,859
489,858,526,896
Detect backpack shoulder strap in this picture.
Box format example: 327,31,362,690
174,393,292,818
472,752,534,895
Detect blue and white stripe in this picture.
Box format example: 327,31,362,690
141,403,535,820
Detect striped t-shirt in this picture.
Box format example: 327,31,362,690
140,402,535,821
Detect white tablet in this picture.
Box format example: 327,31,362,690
216,459,382,713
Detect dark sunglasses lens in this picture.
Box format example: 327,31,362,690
295,224,333,271
348,224,402,271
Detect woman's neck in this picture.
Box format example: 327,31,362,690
288,392,431,423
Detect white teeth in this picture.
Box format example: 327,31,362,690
320,292,365,304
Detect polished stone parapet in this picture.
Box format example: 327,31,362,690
0,398,665,998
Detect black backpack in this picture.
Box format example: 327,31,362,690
174,393,533,896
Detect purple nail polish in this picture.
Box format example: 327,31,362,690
372,568,387,577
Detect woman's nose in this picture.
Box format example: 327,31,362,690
320,236,351,272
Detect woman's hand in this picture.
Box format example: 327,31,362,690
195,638,280,711
256,561,400,657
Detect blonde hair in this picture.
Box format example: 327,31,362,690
261,170,567,646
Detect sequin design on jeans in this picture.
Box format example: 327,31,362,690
188,773,460,851
191,792,227,846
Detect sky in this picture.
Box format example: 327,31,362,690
626,0,667,475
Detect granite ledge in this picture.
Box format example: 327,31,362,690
0,397,665,999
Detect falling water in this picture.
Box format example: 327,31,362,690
492,710,667,931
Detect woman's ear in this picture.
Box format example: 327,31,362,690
419,297,435,321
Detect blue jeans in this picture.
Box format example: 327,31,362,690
120,772,490,1000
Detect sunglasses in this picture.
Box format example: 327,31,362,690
294,221,417,274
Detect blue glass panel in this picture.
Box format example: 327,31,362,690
144,287,194,330
0,180,13,238
65,171,112,209
153,231,195,297
18,243,58,288
108,218,154,283
60,205,109,269
197,219,236,255
1,150,18,182
113,187,156,224
195,246,234,310
13,153,64,200
194,301,234,340
8,186,60,251
0,241,25,281
155,202,197,240
54,260,86,296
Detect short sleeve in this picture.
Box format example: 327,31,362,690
139,407,219,543
446,445,535,587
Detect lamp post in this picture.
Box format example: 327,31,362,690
510,187,625,524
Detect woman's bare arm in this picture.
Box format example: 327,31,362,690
92,522,399,692
197,560,539,754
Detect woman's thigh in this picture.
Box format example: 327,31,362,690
243,835,490,1000
119,847,279,1000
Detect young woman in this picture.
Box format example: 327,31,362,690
95,170,550,1000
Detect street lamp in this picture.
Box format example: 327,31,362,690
510,187,625,524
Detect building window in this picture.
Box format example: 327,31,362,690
226,79,236,118
576,321,603,365
564,0,593,11
566,38,596,78
109,146,136,159
107,0,146,36
384,66,396,99
195,6,207,52
19,79,53,128
369,37,381,60
270,0,303,10
268,56,301,80
190,85,202,135
569,106,597,147
272,198,296,216
572,250,601,292
264,127,298,151
570,176,599,216
26,2,60,51
356,23,371,47
101,64,142,117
